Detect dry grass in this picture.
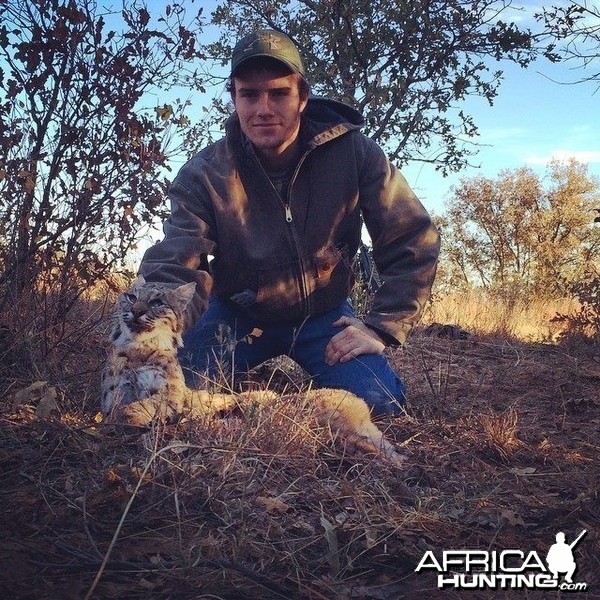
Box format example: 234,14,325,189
424,289,578,342
478,407,522,462
1,295,599,599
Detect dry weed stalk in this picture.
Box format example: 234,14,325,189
416,338,454,425
478,406,521,461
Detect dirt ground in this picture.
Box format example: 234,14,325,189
0,330,598,599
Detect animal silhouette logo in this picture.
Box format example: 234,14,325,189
546,530,587,583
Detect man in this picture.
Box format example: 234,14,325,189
546,532,578,583
139,29,440,416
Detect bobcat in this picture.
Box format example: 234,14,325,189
102,276,405,466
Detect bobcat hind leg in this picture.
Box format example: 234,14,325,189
306,389,406,467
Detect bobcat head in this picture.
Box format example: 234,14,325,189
112,276,196,349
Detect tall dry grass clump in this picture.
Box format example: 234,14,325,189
477,407,522,462
0,275,128,415
424,288,577,341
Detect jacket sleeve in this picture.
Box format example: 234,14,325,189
138,164,217,331
358,139,440,345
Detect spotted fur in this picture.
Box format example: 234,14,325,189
101,276,197,417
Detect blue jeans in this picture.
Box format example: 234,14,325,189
180,297,406,416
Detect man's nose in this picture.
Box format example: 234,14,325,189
256,93,274,114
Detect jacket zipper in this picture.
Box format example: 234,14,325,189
255,149,313,316
285,150,313,316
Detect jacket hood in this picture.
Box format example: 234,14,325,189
303,96,364,128
300,97,364,147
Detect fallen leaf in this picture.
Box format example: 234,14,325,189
36,386,58,418
256,495,291,513
510,467,537,475
13,381,48,406
334,511,350,525
320,513,340,576
365,528,378,549
139,578,156,590
499,508,525,527
82,427,102,438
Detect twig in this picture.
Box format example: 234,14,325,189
84,438,190,599
203,558,292,599
81,492,103,560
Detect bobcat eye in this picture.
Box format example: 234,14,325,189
149,298,165,308
124,293,137,303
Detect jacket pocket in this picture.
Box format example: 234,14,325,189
253,244,354,321
256,259,304,316
308,243,354,309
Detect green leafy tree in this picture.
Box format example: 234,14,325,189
205,0,557,172
0,0,205,324
441,160,600,300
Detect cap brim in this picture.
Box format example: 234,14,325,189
231,54,303,77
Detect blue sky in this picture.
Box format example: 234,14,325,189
403,54,600,215
398,0,600,214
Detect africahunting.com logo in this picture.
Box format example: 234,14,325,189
415,530,588,592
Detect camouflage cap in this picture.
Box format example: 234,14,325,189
231,29,305,77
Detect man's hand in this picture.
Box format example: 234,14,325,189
325,316,386,366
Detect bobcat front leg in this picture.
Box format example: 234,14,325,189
115,390,182,426
115,388,276,426
182,389,278,418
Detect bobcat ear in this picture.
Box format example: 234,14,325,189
132,274,146,287
174,281,196,306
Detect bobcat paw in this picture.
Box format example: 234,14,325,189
117,398,176,426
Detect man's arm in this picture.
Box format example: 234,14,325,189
325,139,439,365
138,176,217,331
359,139,440,346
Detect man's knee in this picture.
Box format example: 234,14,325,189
349,355,406,416
361,384,406,417
318,357,407,417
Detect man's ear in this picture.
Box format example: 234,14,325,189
298,78,310,113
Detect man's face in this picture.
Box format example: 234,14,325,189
233,67,308,159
